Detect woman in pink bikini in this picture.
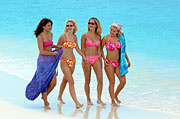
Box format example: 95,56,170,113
101,22,130,107
25,18,63,109
81,17,106,106
57,19,86,108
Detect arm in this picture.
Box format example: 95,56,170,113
98,35,101,57
52,45,62,49
101,36,108,64
81,34,86,56
37,35,57,55
50,33,62,49
75,35,86,60
57,34,64,47
101,36,106,61
125,51,131,67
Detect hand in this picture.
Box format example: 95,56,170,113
127,59,131,67
58,45,63,49
104,59,109,65
53,51,58,55
83,56,88,62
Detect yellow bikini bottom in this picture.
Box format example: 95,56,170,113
61,57,75,67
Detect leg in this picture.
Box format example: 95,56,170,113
41,72,57,108
47,72,57,96
93,59,106,105
114,67,126,104
57,77,68,104
82,60,93,105
61,60,83,108
105,63,119,107
41,92,50,109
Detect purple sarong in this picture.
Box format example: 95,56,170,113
25,49,63,100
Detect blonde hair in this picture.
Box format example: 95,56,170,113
111,25,123,36
64,19,78,34
88,17,102,36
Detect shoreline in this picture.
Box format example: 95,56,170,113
0,71,180,119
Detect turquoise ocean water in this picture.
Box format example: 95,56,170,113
0,0,180,114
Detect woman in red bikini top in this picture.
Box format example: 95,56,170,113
81,17,106,106
101,22,129,107
57,19,86,108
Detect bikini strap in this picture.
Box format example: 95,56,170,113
108,34,112,43
74,34,77,42
64,33,67,42
98,35,101,41
85,33,88,41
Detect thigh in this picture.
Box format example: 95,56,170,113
82,60,92,78
60,60,73,79
93,58,103,80
115,67,126,83
115,66,121,81
69,61,76,74
105,63,115,83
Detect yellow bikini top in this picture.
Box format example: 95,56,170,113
63,34,76,48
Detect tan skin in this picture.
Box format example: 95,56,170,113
81,19,106,106
101,26,130,107
57,21,86,108
37,22,61,109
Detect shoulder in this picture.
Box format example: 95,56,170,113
60,33,65,39
98,34,101,40
50,32,53,37
37,34,43,41
74,34,77,40
81,33,87,39
103,34,110,41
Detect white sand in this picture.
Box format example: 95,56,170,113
0,100,77,119
0,71,180,119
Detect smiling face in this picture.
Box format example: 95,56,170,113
88,19,97,31
66,21,75,33
110,26,118,36
43,22,52,32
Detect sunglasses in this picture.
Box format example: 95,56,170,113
88,22,95,25
66,25,73,27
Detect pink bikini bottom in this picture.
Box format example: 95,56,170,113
107,60,120,68
86,56,99,65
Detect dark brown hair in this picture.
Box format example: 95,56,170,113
34,18,53,37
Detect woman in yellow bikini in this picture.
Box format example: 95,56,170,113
57,19,86,108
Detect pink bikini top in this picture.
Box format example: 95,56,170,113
43,40,53,47
85,33,100,47
106,35,121,50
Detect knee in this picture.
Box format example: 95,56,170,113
62,78,68,84
121,79,126,86
51,80,57,87
85,78,91,85
68,79,74,85
109,81,115,86
97,79,103,85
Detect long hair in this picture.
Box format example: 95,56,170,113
34,18,53,37
88,17,102,36
64,19,78,34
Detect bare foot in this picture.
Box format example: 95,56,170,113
111,103,120,107
114,97,121,104
44,105,51,110
87,100,93,106
97,100,106,106
44,100,50,106
57,97,66,104
76,104,84,109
